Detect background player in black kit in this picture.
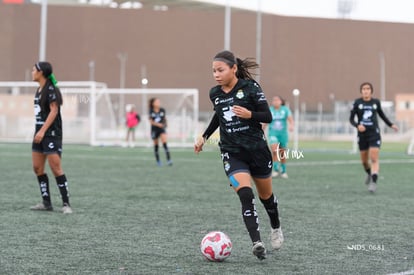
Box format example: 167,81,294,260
194,50,283,260
31,62,72,214
349,82,398,193
149,98,172,166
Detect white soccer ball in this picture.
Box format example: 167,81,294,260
200,231,232,262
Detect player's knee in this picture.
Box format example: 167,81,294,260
33,164,44,175
237,186,254,204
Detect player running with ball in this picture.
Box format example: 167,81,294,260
195,50,284,260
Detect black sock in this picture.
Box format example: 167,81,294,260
154,145,160,162
260,194,281,229
237,187,261,243
365,168,371,175
56,174,70,205
372,173,378,183
37,174,51,206
163,143,171,161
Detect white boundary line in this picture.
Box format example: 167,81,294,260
387,269,414,275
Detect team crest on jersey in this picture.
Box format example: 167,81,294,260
373,103,377,109
358,104,363,109
236,90,244,99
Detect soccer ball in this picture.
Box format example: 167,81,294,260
200,231,232,262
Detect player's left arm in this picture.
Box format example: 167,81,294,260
377,100,399,132
33,101,59,143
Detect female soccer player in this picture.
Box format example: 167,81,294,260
267,96,294,178
149,98,172,166
349,82,398,193
194,50,284,260
31,62,72,214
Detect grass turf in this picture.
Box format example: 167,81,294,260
0,142,413,274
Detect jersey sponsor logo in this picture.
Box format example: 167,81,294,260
214,97,233,105
236,90,244,99
34,104,41,116
363,110,373,120
223,107,235,122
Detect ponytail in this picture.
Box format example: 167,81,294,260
213,50,259,81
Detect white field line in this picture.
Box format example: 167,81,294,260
387,269,414,275
1,151,414,167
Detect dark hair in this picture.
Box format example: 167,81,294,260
149,97,157,110
360,82,374,94
35,61,63,109
213,50,259,80
274,95,286,106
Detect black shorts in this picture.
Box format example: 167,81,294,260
151,128,166,140
32,136,62,157
358,130,381,151
220,147,272,181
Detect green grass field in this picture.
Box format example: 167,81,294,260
0,141,413,274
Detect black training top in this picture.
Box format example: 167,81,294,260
349,97,393,134
203,79,272,153
149,107,167,130
34,84,62,137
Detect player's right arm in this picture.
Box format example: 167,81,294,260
194,113,219,153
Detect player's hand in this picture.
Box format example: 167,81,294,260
357,125,366,132
391,124,399,132
194,136,205,154
232,105,251,119
289,124,294,132
33,131,45,143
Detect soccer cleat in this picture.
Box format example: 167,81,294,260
156,161,162,167
272,171,279,178
252,241,267,260
62,203,73,214
364,174,371,185
270,227,284,250
280,173,288,179
30,202,53,211
167,160,173,166
368,182,377,193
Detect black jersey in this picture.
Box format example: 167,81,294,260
349,97,393,134
34,84,62,137
209,79,269,153
149,107,166,130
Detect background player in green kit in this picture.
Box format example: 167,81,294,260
349,82,398,193
194,50,284,260
267,96,294,178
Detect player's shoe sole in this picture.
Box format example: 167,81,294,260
252,241,267,260
272,171,279,178
30,202,53,211
280,173,288,179
270,227,284,250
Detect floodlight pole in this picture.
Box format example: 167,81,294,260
117,52,127,124
256,0,262,82
224,0,231,50
379,51,386,101
292,89,300,151
39,0,48,61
